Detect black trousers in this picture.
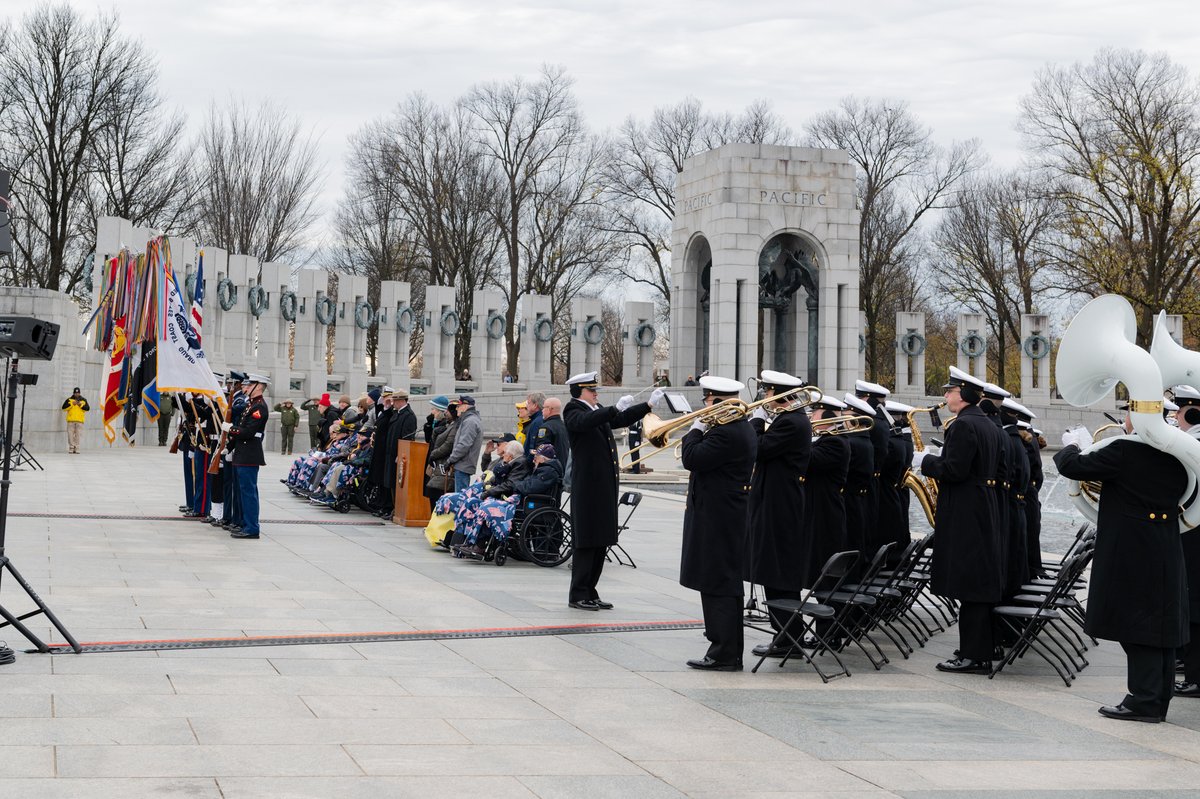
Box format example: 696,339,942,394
764,586,803,635
958,601,996,661
569,545,607,602
1120,641,1175,718
701,593,744,663
1184,623,1200,684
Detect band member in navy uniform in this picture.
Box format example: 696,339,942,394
680,376,757,671
563,372,663,610
1055,409,1189,722
883,399,915,560
911,366,1002,674
805,397,851,586
745,370,812,658
226,374,270,540
854,380,893,551
1170,385,1200,701
1006,401,1045,578
842,393,877,567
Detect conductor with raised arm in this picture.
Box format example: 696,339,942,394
563,372,663,610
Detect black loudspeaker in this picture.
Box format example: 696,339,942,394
0,317,59,360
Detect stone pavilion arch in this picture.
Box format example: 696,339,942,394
669,143,861,392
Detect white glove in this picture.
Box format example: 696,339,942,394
751,406,770,423
220,422,232,432
1061,430,1078,449
648,387,666,408
690,420,709,434
225,451,233,462
925,445,941,457
911,450,928,471
615,394,635,412
1073,425,1093,448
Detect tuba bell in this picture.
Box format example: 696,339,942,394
1056,294,1200,532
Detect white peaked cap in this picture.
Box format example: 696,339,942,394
566,371,599,386
854,379,890,397
699,375,744,395
759,369,803,388
1001,397,1036,419
843,394,876,415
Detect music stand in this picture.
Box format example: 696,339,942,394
9,373,42,471
0,358,80,653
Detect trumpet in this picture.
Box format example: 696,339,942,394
811,414,876,436
621,398,749,469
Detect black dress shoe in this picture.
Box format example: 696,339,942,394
178,505,190,512
568,599,602,611
227,525,242,534
1098,704,1161,723
935,657,992,674
686,656,743,672
592,599,614,610
752,643,795,658
1175,682,1200,697
230,531,259,539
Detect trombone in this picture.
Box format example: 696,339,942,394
744,385,824,417
621,398,749,469
811,414,875,436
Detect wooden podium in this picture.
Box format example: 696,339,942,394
392,440,431,526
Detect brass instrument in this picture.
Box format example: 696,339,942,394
903,402,946,521
622,398,749,468
744,385,824,418
811,414,875,436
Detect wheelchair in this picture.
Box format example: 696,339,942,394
456,487,573,568
330,472,388,515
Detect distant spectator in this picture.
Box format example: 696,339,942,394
301,394,327,448
523,392,545,457
447,395,484,492
685,375,698,386
158,393,176,446
274,399,300,455
61,387,90,454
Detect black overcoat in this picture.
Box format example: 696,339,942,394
680,420,757,595
382,404,418,492
367,407,395,488
805,434,850,586
1054,439,1189,647
984,413,1010,588
875,433,908,556
744,410,811,589
920,404,1002,602
1022,432,1044,575
844,430,874,560
1003,425,1030,595
867,412,890,542
563,398,650,548
898,431,915,521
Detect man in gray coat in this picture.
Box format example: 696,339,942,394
448,395,484,492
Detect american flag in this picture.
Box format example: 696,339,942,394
190,252,204,344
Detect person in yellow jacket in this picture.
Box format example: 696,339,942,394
515,401,530,444
61,387,91,454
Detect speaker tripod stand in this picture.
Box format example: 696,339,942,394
9,379,41,470
0,358,80,654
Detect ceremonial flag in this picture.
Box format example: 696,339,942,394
140,342,161,424
103,316,129,444
157,261,223,403
190,252,204,344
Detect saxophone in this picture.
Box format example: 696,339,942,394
902,403,945,528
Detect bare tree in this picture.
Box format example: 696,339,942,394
805,96,981,383
464,65,585,376
195,99,323,263
0,5,161,294
932,172,1059,387
600,301,625,384
603,97,794,310
1020,48,1200,343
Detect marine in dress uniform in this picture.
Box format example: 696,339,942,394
1055,412,1189,722
1171,385,1200,700
804,397,851,587
563,372,662,610
681,376,757,670
911,366,1003,673
221,371,248,530
227,374,270,539
744,370,812,658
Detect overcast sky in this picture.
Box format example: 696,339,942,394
9,0,1200,255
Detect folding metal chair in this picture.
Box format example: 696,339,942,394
750,550,860,682
816,544,894,670
840,537,926,658
991,549,1095,686
605,491,642,568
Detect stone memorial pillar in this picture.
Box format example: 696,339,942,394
332,274,369,398
957,312,987,383
295,268,331,399
1162,314,1185,345
201,248,230,375
569,297,603,380
225,254,258,373
1020,313,1051,400
895,311,926,396
519,294,553,386
470,290,506,390
257,261,292,389
377,280,413,391
622,301,656,387
857,311,868,381
423,285,457,397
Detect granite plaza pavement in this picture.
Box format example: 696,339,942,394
1,444,1200,798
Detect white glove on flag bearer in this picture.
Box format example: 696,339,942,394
221,421,232,432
